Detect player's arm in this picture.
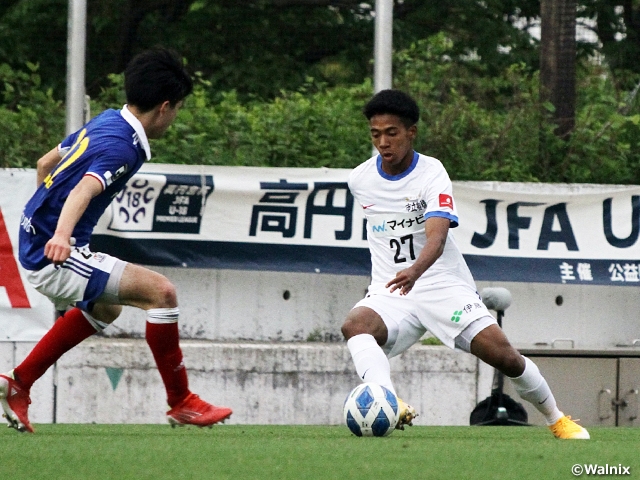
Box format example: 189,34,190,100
36,147,63,186
386,216,450,295
44,175,103,265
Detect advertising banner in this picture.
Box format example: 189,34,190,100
3,165,640,340
455,181,640,285
0,170,55,341
91,164,640,287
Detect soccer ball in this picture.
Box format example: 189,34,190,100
343,382,399,437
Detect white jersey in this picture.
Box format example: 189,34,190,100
348,151,477,292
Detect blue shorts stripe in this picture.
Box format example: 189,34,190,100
61,263,92,279
66,257,94,275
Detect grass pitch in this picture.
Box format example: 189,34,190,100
0,424,638,480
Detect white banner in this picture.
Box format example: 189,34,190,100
454,181,640,285
92,164,640,286
3,166,640,340
0,170,54,341
91,164,368,274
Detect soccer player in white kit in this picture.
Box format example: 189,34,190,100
342,89,589,439
0,47,231,432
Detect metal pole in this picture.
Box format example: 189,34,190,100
65,0,87,135
372,0,393,156
374,0,393,93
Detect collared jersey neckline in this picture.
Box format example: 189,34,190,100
120,104,151,160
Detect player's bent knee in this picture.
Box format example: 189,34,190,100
342,308,384,340
341,322,356,340
152,277,178,308
120,264,178,309
341,314,367,339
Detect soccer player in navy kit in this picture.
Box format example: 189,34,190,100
0,47,232,432
342,89,588,439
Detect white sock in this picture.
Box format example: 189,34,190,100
347,333,395,395
508,356,563,425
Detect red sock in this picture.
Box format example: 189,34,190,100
14,308,97,390
145,321,189,407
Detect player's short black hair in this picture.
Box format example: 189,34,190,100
363,89,420,127
124,46,193,112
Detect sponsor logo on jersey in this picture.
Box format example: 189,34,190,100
439,193,453,209
405,199,427,212
104,165,128,187
113,165,127,181
404,195,427,213
371,221,386,234
367,212,426,238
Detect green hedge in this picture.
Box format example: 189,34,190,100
2,35,639,184
392,36,640,183
0,62,65,168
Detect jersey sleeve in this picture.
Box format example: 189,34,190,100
84,145,137,191
423,160,459,228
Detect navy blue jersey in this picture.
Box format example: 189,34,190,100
19,106,151,270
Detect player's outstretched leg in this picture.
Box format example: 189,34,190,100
0,371,34,433
166,393,232,428
471,325,589,440
510,357,589,440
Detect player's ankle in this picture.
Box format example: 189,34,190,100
11,369,30,390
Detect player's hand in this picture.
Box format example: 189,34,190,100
44,234,73,266
386,267,420,295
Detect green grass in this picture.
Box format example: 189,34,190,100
0,424,638,480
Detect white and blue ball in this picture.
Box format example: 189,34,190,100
343,382,399,437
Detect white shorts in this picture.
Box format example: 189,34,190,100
25,245,126,312
354,282,497,357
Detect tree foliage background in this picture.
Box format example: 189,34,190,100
0,0,639,183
